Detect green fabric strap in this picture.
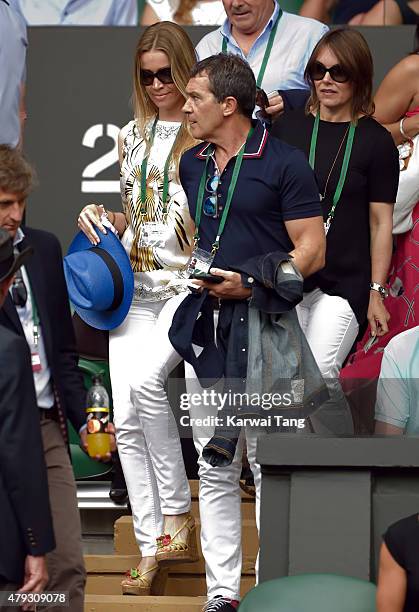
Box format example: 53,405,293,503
221,9,282,88
136,0,146,22
309,113,356,219
194,127,254,255
140,118,180,218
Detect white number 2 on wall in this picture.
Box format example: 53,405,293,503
81,124,120,193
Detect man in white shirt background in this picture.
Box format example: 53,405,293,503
374,326,419,435
196,0,328,121
0,0,27,149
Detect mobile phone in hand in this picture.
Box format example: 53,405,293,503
190,272,224,284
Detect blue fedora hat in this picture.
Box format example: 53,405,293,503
64,228,134,330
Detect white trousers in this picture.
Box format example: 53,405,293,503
297,288,358,434
297,288,359,378
109,293,190,556
185,363,261,601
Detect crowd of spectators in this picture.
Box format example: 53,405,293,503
7,0,419,25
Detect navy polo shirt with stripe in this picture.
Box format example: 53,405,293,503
179,120,322,270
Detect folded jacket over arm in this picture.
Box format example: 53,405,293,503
169,251,330,466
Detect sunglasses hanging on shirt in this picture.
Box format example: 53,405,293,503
309,61,350,84
203,173,220,218
11,268,28,308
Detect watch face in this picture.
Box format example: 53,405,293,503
371,283,388,299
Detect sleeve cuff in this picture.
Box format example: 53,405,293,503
374,412,407,428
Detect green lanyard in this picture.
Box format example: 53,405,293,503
140,118,180,219
222,9,282,89
194,128,253,255
309,113,356,221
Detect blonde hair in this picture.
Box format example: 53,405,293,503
133,21,197,175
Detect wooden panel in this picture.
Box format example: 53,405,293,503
86,574,255,597
114,517,258,564
85,554,255,576
84,595,206,612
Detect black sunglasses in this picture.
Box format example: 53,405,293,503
255,87,269,111
11,269,27,308
309,61,350,84
140,67,174,86
203,173,220,218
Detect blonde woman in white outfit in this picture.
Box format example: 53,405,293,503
77,22,198,595
142,0,226,25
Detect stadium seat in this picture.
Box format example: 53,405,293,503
68,358,113,479
238,574,376,612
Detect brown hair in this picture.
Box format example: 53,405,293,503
305,28,375,122
0,145,36,198
132,21,197,175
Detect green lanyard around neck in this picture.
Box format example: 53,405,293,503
222,9,282,89
194,127,253,256
309,112,356,221
140,117,180,219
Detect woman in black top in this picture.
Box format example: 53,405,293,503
377,514,419,611
272,28,399,394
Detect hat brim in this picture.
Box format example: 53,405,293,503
66,229,134,331
0,246,33,283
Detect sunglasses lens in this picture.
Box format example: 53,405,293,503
11,281,27,308
157,68,174,84
329,66,349,83
206,175,219,192
310,62,326,81
140,70,154,86
255,88,268,109
203,196,217,217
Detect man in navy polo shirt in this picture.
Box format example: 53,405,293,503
179,54,325,611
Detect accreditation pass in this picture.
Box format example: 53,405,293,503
0,591,69,607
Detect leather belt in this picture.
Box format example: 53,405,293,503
39,407,57,421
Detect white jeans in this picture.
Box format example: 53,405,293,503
185,363,261,601
109,293,190,556
297,288,359,378
297,288,358,435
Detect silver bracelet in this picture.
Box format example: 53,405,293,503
399,117,410,140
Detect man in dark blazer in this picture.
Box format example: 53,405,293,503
0,227,55,609
0,145,87,610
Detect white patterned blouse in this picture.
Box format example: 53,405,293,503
119,118,195,302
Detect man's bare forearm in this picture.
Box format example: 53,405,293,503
289,243,325,278
286,216,326,278
299,0,335,21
